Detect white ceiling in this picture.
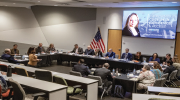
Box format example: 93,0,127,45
0,0,180,8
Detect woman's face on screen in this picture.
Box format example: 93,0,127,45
129,15,138,27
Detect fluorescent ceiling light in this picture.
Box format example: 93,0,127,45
172,2,177,3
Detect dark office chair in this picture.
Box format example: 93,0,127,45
69,70,82,77
54,76,82,100
153,78,166,87
8,78,46,100
35,70,53,82
14,67,29,77
166,70,178,87
0,64,8,72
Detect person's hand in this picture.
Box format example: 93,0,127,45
1,72,6,75
105,57,109,59
140,71,143,74
112,76,116,78
41,52,44,53
77,52,79,54
68,51,70,53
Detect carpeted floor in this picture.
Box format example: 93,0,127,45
39,62,180,100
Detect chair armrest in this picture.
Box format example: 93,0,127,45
8,86,13,89
72,85,82,95
32,92,46,97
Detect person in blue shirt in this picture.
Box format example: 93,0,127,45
149,53,160,63
105,48,115,58
121,48,132,60
1,49,18,64
84,46,95,55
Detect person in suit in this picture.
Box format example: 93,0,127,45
163,53,172,65
122,13,140,37
36,43,45,54
84,46,94,55
149,53,160,63
46,44,56,53
1,49,18,64
133,51,142,62
121,48,132,60
94,48,103,57
27,47,41,67
105,48,115,58
72,59,91,77
70,44,83,54
94,63,114,88
10,44,20,55
163,60,176,79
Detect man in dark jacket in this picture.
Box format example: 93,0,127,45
164,60,176,79
73,59,91,77
36,43,45,54
84,46,94,55
94,63,113,87
1,49,18,64
70,44,83,54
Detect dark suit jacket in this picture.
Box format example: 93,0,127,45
73,64,91,77
105,52,116,58
1,54,18,64
36,47,45,54
10,48,19,55
71,47,83,54
96,51,103,57
94,67,113,83
163,65,176,79
121,53,132,60
84,49,94,55
122,26,140,37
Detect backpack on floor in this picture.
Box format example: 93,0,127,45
113,85,125,98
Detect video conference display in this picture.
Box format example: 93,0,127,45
122,10,178,39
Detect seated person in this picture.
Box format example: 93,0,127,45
163,53,172,65
133,51,142,62
10,44,19,55
1,49,18,64
72,59,91,77
163,60,176,79
94,63,114,88
0,72,9,94
121,48,132,60
137,65,155,90
105,48,115,58
94,48,103,57
151,62,163,79
149,53,160,63
172,55,180,69
46,44,56,53
70,44,83,54
36,43,45,54
84,46,94,55
27,47,41,67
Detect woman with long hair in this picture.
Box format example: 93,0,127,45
151,62,163,79
27,47,41,67
122,13,140,37
133,51,142,62
149,53,160,63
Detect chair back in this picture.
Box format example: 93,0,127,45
53,76,68,86
169,70,178,80
35,70,52,82
161,78,166,87
176,68,180,77
69,70,82,77
161,73,169,79
87,75,102,86
153,78,166,87
8,78,25,100
14,67,29,77
0,64,8,72
115,54,119,59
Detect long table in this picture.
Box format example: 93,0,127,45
17,53,144,70
6,74,67,100
0,62,98,100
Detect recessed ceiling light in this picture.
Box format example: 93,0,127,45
172,2,177,3
54,5,58,6
38,1,40,2
13,3,16,4
5,5,7,6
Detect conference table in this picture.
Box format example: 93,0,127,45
16,53,144,71
0,61,99,100
6,74,67,100
147,86,180,94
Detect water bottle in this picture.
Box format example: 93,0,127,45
57,50,59,53
127,73,129,78
116,68,118,76
38,52,40,55
112,68,115,75
61,50,63,52
99,54,101,58
112,56,114,59
7,65,12,77
14,54,16,59
133,68,136,75
50,50,52,54
22,55,24,60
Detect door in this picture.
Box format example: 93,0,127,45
175,33,180,60
108,29,122,59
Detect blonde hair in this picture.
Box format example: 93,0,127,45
95,48,100,56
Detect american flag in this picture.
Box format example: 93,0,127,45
90,28,105,53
